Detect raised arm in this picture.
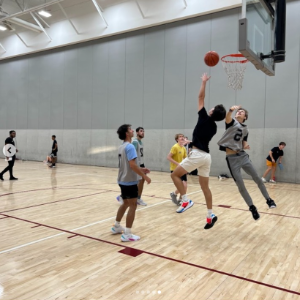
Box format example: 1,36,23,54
198,73,211,111
226,105,241,124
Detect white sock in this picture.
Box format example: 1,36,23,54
125,227,131,235
207,209,213,218
115,221,121,227
182,194,188,202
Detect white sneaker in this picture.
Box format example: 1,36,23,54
116,195,124,204
176,200,194,213
137,198,147,206
269,179,276,183
121,233,140,242
111,225,124,234
261,177,267,183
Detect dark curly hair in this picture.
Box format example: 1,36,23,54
210,104,226,122
117,124,131,140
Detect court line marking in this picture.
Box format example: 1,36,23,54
0,187,201,214
1,212,299,296
1,186,300,220
0,200,170,254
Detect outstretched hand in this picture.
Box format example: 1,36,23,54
201,73,211,82
230,105,241,111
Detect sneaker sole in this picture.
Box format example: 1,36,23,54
204,216,218,230
121,237,140,242
176,201,194,213
254,215,260,221
268,205,276,209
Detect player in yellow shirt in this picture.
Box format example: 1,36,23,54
167,134,187,205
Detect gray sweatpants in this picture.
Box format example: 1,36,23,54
226,151,269,206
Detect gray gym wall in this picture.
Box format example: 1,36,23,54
0,0,299,183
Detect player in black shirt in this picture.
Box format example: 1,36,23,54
49,135,58,168
0,130,18,181
170,73,226,229
262,142,286,183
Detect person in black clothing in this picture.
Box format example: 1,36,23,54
0,130,18,181
262,142,286,183
170,73,226,229
49,135,58,168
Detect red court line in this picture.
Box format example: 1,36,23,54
67,234,78,239
0,216,10,220
0,187,56,198
31,225,41,228
1,212,299,296
0,191,110,214
1,186,300,221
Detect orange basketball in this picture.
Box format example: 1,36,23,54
204,51,220,67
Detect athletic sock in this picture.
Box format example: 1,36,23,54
115,221,121,227
181,194,188,202
207,209,213,218
125,227,131,235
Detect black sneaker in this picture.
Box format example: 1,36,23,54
9,177,18,180
204,214,218,230
249,205,260,221
266,198,276,209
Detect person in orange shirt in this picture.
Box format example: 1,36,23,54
167,134,187,205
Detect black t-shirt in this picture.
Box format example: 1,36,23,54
266,147,283,162
192,107,217,153
52,140,58,152
5,137,15,146
5,137,15,158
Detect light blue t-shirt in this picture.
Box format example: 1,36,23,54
118,143,139,186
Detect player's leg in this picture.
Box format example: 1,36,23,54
242,153,276,209
137,178,147,206
171,165,193,213
270,163,277,183
226,154,260,220
262,160,272,182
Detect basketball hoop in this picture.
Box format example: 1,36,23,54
221,54,248,90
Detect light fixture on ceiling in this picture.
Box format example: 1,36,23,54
38,10,52,18
0,24,7,31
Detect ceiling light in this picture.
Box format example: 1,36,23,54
0,25,7,31
38,10,52,18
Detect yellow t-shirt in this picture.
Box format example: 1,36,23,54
169,143,187,171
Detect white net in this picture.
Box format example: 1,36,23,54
221,54,248,90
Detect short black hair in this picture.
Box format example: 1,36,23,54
211,104,226,122
9,130,15,134
136,127,144,132
52,135,56,138
117,124,131,140
279,142,286,146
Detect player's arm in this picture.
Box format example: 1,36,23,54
226,105,241,124
243,141,250,150
167,152,180,166
53,142,57,151
269,150,275,162
198,73,211,111
278,156,283,163
129,159,151,184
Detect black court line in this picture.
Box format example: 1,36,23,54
1,212,299,296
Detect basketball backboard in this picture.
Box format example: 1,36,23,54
239,0,276,76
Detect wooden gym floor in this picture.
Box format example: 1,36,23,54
1,160,300,300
